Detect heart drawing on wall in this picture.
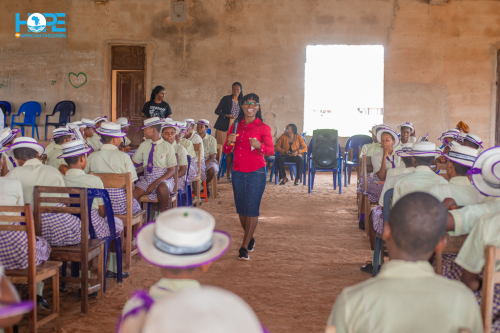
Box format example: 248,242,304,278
69,72,87,88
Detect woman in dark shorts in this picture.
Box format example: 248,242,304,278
141,86,172,119
224,93,274,261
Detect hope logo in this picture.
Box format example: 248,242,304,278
16,13,66,33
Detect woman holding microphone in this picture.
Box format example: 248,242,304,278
224,93,274,261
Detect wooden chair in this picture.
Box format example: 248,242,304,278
90,172,146,269
481,245,500,333
33,186,104,315
435,234,468,275
192,143,203,207
2,204,62,333
361,155,377,236
325,325,336,333
211,144,222,200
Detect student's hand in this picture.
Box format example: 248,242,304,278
146,181,158,194
291,150,299,156
438,155,446,164
250,138,262,150
227,133,238,145
382,146,391,157
443,198,458,210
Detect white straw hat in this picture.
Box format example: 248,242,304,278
377,128,401,148
0,128,20,147
93,116,107,125
470,147,500,197
50,127,75,141
197,119,211,127
410,141,440,157
58,139,93,159
116,117,131,128
142,287,264,333
7,137,45,156
161,121,180,135
458,133,483,149
136,208,230,268
96,122,127,138
81,118,96,128
396,143,414,157
142,117,163,129
398,122,415,133
369,124,390,134
446,145,478,167
69,121,86,128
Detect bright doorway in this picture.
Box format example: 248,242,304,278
304,45,384,137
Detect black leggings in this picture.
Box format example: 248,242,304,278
278,155,303,181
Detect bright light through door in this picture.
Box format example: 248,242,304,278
304,45,384,137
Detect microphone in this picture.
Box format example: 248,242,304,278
230,120,239,146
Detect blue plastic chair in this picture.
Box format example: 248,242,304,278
207,128,211,135
307,141,343,194
372,188,393,277
177,156,194,207
266,155,275,182
218,153,227,180
11,101,41,139
44,100,76,140
0,101,12,128
344,135,373,187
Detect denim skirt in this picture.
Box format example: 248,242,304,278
231,167,267,217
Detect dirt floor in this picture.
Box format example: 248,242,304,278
24,172,371,333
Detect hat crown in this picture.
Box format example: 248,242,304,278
412,141,436,152
143,117,162,127
100,122,121,131
198,119,210,125
81,118,95,124
481,155,500,184
61,139,87,153
13,137,38,145
459,132,482,145
0,128,14,144
450,144,478,157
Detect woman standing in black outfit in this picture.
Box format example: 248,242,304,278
141,86,172,119
214,82,243,181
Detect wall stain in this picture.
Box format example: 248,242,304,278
316,15,335,25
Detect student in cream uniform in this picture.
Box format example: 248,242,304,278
196,119,219,188
45,127,74,174
0,128,20,176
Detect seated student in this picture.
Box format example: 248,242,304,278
67,121,87,143
392,141,448,204
275,123,307,186
360,124,389,157
85,122,141,215
0,128,21,176
196,119,219,190
327,192,483,333
183,120,205,187
45,127,74,174
458,132,483,152
176,122,198,188
161,121,193,191
61,140,127,279
87,116,107,150
140,287,264,333
4,137,81,246
435,129,461,177
428,145,484,206
118,208,230,333
116,117,132,152
397,121,417,146
80,118,102,152
0,163,52,309
362,143,416,274
132,117,177,213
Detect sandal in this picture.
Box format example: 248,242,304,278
294,180,300,186
279,177,288,185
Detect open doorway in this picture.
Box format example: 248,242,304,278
304,45,384,137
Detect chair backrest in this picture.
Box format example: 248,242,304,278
481,245,500,333
89,172,133,223
173,154,179,196
87,188,117,238
195,143,202,176
33,186,89,249
382,188,394,224
19,101,41,119
185,155,192,191
0,101,12,115
53,101,76,123
345,135,373,164
362,155,372,191
435,234,468,275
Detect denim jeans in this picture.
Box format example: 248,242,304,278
231,167,267,217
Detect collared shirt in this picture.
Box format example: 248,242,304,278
132,138,177,169
122,136,131,147
86,134,103,151
223,118,274,172
455,212,500,274
3,154,17,172
449,197,500,236
179,138,196,160
44,141,56,156
360,142,382,157
85,144,138,182
328,260,483,333
171,141,188,166
394,136,417,151
371,150,402,174
201,133,217,157
63,168,104,209
188,133,205,160
6,158,67,207
45,144,67,170
379,167,415,206
0,177,24,223
392,165,448,204
428,176,485,207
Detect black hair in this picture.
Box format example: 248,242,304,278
286,124,298,135
151,124,162,134
13,147,37,161
101,135,114,144
150,85,165,102
412,156,435,167
451,161,471,176
462,140,480,150
388,192,447,256
236,93,264,123
54,136,66,145
64,155,81,166
402,156,413,167
232,82,243,105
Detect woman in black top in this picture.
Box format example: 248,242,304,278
141,86,172,119
214,82,243,181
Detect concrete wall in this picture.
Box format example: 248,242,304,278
1,0,499,146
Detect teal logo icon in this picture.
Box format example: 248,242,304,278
27,13,46,33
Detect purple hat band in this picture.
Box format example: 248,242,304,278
141,120,163,129
57,142,93,158
0,300,34,319
96,127,126,138
0,129,21,146
51,131,74,140
460,135,483,148
9,141,45,151
120,122,132,128
197,121,211,127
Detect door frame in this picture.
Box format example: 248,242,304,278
111,69,144,122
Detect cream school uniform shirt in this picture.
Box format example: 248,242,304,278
328,260,483,333
44,141,56,156
378,167,415,206
6,158,67,207
455,212,500,274
188,133,205,161
201,133,217,157
85,144,138,182
180,138,196,160
63,169,104,209
449,197,500,236
86,134,103,151
428,176,485,207
132,138,177,169
122,136,131,147
392,165,448,204
171,141,188,166
3,154,17,172
371,150,401,174
45,144,67,170
360,142,382,157
0,177,24,223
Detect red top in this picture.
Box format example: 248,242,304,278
223,118,274,172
